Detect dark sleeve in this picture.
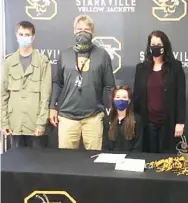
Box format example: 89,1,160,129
175,61,186,124
132,114,143,152
133,64,141,114
103,51,115,94
102,116,115,152
50,52,64,109
102,116,111,151
108,140,115,151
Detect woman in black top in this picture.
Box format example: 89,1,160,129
108,86,143,152
133,30,186,153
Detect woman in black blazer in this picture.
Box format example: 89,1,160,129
133,30,186,153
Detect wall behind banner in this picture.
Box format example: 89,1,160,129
4,0,188,147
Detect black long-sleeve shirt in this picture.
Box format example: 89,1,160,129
50,45,115,120
108,114,143,152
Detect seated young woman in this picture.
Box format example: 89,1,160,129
108,86,143,152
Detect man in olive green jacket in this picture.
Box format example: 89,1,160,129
1,21,51,148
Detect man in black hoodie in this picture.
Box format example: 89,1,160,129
50,15,115,150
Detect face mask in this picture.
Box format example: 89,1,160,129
17,36,33,48
75,31,92,45
74,31,93,53
150,45,164,57
113,100,129,111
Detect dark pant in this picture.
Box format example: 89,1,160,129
10,135,43,149
144,122,165,153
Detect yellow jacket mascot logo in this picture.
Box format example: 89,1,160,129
152,0,187,21
92,36,121,74
26,0,57,20
24,190,76,203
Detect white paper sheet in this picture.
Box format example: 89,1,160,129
115,158,145,172
93,153,126,163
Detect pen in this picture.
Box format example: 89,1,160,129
90,154,100,158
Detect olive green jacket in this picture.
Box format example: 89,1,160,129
1,49,52,135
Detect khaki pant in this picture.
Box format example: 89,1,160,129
58,112,104,150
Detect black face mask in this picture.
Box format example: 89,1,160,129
74,31,93,53
150,45,164,57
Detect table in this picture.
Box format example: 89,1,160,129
1,148,188,203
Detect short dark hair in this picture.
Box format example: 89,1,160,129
16,21,35,35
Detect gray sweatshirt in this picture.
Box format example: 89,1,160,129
50,45,115,120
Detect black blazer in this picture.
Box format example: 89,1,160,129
133,60,186,152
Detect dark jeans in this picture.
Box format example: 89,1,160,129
10,135,43,149
144,122,165,153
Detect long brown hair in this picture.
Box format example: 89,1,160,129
108,86,135,140
145,30,174,64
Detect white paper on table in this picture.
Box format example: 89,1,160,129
115,158,145,172
93,153,126,164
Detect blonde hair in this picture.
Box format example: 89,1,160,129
74,15,94,32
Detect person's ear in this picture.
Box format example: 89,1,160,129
32,35,35,40
91,31,95,38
